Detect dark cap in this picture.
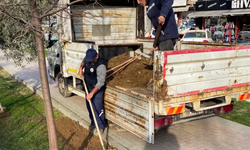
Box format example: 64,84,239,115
85,48,97,62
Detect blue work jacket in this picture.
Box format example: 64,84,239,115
146,0,179,44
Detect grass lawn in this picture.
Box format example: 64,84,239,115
0,67,64,150
221,99,250,127
0,66,116,150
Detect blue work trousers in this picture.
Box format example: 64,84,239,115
86,88,106,129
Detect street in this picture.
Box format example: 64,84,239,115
1,50,250,150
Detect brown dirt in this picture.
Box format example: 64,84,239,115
55,118,116,150
0,111,10,119
106,53,153,89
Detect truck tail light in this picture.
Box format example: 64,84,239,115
203,40,209,42
154,116,173,130
214,104,234,115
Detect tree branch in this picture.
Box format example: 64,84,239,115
43,0,59,15
0,7,41,34
40,0,85,19
0,7,28,25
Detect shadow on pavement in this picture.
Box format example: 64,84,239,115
144,126,179,150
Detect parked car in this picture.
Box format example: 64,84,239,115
235,31,250,45
181,30,213,42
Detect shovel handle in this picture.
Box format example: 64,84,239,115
153,24,162,48
150,24,162,65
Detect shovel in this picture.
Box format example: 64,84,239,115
149,24,162,65
82,79,105,150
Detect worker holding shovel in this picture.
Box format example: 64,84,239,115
137,0,179,90
78,48,107,133
137,0,178,51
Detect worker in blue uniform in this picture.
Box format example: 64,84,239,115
78,48,107,132
137,0,179,51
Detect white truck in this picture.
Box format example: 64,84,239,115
47,0,250,143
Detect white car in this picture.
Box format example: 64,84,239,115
181,30,213,42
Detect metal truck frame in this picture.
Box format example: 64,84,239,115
47,0,250,143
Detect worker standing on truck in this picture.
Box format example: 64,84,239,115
137,0,179,51
78,48,107,132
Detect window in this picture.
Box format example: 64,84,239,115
50,23,58,41
47,22,58,48
184,32,196,38
184,32,206,38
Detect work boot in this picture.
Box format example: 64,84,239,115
89,125,95,131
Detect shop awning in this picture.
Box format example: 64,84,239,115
188,10,229,18
173,5,190,12
223,9,250,16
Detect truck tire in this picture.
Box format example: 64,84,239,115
57,73,72,97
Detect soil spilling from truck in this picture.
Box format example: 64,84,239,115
106,53,153,89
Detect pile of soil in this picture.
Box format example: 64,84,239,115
0,111,10,119
55,118,115,150
106,53,153,89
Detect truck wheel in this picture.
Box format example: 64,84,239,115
57,73,72,97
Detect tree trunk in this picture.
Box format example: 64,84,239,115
28,0,58,149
